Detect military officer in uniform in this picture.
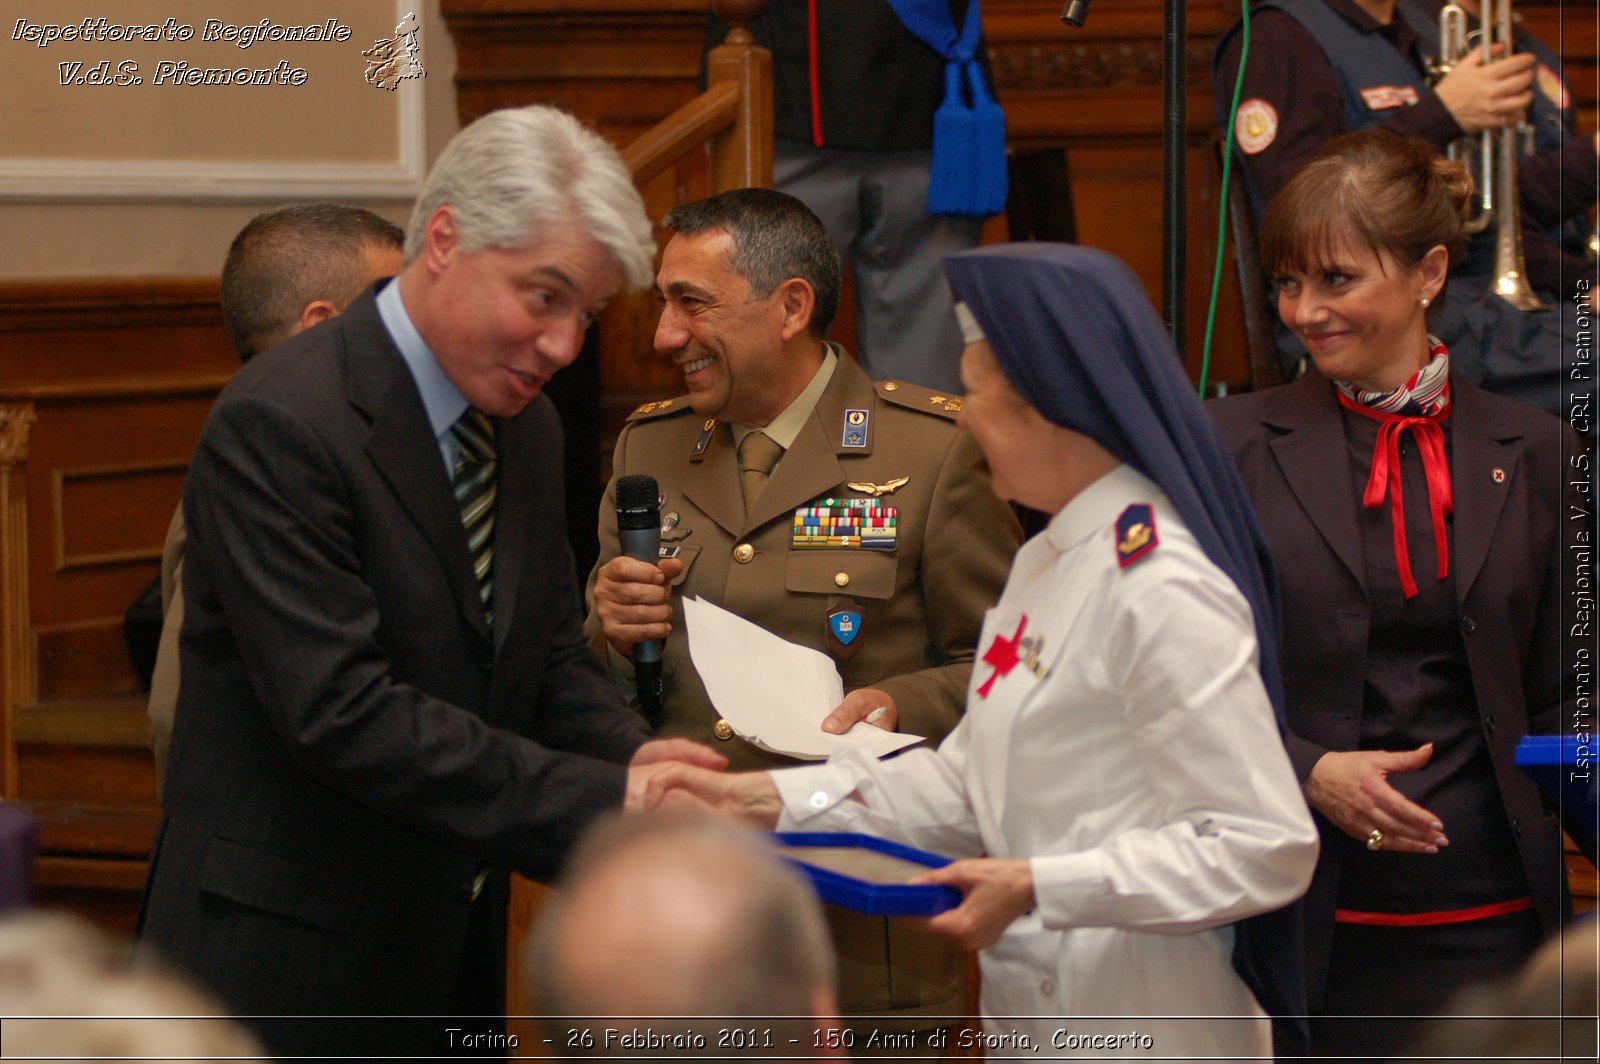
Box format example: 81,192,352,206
583,188,1021,1038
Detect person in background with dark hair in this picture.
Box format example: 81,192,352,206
1210,128,1584,1059
146,204,406,795
1213,0,1598,420
219,203,409,361
529,812,842,1057
635,242,1319,1060
584,187,1020,1046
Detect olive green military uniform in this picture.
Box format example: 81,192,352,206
584,349,1021,1031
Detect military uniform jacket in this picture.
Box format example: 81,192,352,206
585,349,1018,767
584,350,1020,1020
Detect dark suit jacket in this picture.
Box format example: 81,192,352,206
1210,372,1584,1006
139,285,649,1054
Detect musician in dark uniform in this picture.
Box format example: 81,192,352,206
1213,0,1598,423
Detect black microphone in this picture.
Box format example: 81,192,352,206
616,474,665,724
1060,0,1090,27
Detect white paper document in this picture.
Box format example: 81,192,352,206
682,596,925,760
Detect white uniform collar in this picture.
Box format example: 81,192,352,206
1044,464,1159,553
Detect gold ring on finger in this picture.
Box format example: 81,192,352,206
1366,829,1384,852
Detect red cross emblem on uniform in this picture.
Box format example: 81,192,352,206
976,615,1029,699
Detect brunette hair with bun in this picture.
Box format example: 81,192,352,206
1260,128,1472,278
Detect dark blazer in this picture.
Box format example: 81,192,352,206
139,285,649,1056
1210,371,1584,1005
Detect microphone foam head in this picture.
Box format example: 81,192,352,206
617,474,660,513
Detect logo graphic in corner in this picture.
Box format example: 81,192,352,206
364,11,425,90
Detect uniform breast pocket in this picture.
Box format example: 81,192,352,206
784,549,898,600
784,550,899,686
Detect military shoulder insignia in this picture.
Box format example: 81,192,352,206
1357,84,1419,111
626,396,690,421
1234,98,1278,155
1536,63,1571,109
690,417,716,459
846,476,909,497
841,407,871,449
1115,503,1159,568
875,380,962,419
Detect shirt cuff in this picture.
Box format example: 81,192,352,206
1030,850,1111,931
771,749,878,829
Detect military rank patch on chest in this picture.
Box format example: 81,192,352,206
793,497,897,550
1115,503,1158,568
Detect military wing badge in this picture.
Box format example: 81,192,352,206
846,476,910,497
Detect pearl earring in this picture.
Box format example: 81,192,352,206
1420,297,1431,309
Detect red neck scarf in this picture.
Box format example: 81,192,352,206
1334,344,1454,599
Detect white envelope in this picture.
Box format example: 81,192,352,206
682,595,924,760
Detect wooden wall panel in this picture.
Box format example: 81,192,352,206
0,277,234,930
20,394,224,698
55,463,184,571
0,281,233,388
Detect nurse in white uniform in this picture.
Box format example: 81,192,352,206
641,244,1319,1060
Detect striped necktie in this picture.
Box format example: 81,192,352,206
451,408,496,624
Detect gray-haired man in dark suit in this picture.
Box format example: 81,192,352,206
138,105,723,1060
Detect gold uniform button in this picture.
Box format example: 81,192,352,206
834,571,850,588
712,719,735,741
733,543,756,564
883,382,899,392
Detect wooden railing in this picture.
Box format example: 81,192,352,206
622,0,772,190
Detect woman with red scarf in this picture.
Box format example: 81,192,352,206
1211,127,1586,1059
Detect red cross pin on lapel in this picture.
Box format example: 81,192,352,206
976,615,1029,698
1492,468,1506,484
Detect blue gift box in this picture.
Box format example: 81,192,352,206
771,832,961,916
1514,735,1599,853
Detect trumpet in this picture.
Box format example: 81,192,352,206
1429,1,1547,311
